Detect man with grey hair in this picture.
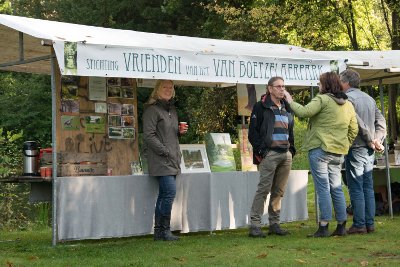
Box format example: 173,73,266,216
248,76,296,238
340,69,386,234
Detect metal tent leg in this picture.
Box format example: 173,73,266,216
379,79,393,218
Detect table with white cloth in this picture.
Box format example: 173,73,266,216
57,170,309,241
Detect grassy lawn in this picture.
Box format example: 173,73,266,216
0,216,399,266
1,178,400,266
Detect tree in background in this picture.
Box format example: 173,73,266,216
0,72,52,147
1,0,399,145
0,128,35,230
383,0,400,144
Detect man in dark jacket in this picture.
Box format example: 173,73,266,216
248,76,296,238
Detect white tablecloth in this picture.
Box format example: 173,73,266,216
57,170,308,241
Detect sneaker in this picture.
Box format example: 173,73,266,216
248,225,266,238
268,223,290,236
347,226,367,235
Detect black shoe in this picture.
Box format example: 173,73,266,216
307,223,329,238
160,230,179,241
153,227,163,241
331,221,347,237
268,223,290,236
158,216,179,241
248,225,266,238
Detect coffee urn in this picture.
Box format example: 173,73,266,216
23,141,39,176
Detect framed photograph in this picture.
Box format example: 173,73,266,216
108,115,122,127
121,86,134,99
179,144,211,173
108,127,123,139
121,115,134,127
95,102,107,113
107,77,120,86
122,127,135,139
121,104,134,115
61,99,79,114
131,160,143,175
121,78,132,86
84,115,106,134
61,76,79,100
108,102,122,115
205,133,236,172
107,85,121,98
61,115,80,130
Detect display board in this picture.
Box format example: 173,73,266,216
55,66,139,176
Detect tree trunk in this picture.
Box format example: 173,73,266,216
388,85,399,144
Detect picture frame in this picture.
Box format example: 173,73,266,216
205,133,236,172
179,144,211,173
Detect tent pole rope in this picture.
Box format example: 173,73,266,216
379,79,393,218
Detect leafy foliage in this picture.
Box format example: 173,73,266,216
0,128,35,230
0,128,23,178
175,86,239,144
0,72,52,147
0,0,11,13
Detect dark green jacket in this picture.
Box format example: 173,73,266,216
143,99,181,176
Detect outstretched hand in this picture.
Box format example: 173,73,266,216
283,90,293,103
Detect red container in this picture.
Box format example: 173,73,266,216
40,167,46,177
39,148,52,162
45,167,52,177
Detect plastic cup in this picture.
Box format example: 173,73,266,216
40,167,46,177
45,167,52,177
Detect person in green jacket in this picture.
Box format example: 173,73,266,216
283,72,358,237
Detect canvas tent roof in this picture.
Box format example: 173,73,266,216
0,14,343,87
0,14,399,87
321,50,400,86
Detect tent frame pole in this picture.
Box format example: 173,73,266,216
50,49,58,246
379,79,393,218
310,86,319,224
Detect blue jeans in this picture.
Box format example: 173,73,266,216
309,148,347,222
345,147,375,228
155,175,177,218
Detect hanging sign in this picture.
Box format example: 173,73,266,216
53,41,344,86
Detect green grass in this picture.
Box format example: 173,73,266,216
1,216,399,266
1,178,400,266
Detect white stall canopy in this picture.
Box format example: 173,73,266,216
321,50,400,86
0,14,345,87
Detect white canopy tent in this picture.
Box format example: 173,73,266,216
321,50,400,85
0,14,398,244
0,14,345,88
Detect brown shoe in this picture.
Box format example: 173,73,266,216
347,226,367,234
366,226,375,233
